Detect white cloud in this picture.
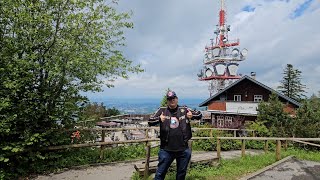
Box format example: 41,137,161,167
88,0,320,100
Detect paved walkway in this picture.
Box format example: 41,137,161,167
247,157,320,180
33,150,262,180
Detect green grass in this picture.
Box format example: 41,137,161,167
133,148,320,180
170,153,277,180
282,148,320,162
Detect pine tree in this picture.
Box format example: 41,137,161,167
295,96,320,138
160,88,171,106
277,64,306,101
257,92,293,137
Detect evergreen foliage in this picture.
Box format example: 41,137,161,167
0,0,142,178
277,64,306,101
256,91,320,139
160,88,171,107
294,96,320,138
246,121,272,137
256,92,293,137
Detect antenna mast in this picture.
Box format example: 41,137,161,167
197,0,248,96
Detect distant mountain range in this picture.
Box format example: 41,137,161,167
89,98,206,114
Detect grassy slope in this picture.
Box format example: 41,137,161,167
132,148,320,180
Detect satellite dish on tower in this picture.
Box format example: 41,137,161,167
241,48,248,57
207,52,213,59
227,63,239,76
231,48,240,57
212,48,221,57
214,63,226,76
205,68,213,77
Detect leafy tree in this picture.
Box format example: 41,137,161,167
257,92,293,137
78,102,120,127
81,102,108,121
0,0,142,178
105,107,121,117
277,64,306,101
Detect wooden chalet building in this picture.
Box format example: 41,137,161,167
199,75,301,129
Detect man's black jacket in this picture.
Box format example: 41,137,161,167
148,106,202,151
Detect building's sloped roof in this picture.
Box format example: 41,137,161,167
199,75,301,107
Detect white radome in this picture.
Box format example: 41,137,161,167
241,48,248,57
205,68,213,77
231,48,239,57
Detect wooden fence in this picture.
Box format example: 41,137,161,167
44,127,320,178
45,127,255,151
211,137,320,161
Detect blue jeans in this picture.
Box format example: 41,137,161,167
154,148,191,180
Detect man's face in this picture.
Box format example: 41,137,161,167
167,97,178,109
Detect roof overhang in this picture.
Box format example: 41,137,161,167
206,110,257,116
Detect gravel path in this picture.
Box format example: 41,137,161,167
34,162,138,180
33,150,263,180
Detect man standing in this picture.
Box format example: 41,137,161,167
148,90,202,180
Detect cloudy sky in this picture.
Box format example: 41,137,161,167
86,0,320,100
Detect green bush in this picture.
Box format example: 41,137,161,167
0,144,158,179
221,139,242,151
103,144,157,162
192,125,217,151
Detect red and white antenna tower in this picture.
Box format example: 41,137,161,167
198,0,248,96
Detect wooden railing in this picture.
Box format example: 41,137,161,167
100,114,152,121
43,127,320,178
44,127,255,174
46,127,255,151
191,137,320,160
208,137,320,161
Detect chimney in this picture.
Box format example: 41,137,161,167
250,72,256,80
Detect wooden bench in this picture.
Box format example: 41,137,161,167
134,157,159,175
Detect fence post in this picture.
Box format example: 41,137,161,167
188,140,193,168
241,139,245,157
234,130,236,137
276,140,281,161
144,142,151,179
252,131,255,137
100,129,105,160
217,138,221,160
210,129,213,137
284,140,288,151
145,129,149,139
264,140,268,153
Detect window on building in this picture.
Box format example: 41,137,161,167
234,95,241,101
217,116,224,127
254,95,263,102
225,116,233,127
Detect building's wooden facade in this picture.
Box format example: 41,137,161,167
199,75,301,128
